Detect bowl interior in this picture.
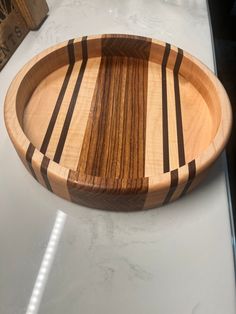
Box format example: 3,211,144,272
16,37,221,179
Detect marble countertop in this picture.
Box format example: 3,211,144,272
0,0,235,313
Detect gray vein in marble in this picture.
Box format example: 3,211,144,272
192,302,201,314
96,257,153,282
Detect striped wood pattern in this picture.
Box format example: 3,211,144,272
4,34,232,211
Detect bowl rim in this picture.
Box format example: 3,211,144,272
4,33,232,194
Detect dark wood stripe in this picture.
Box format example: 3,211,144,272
40,156,52,191
53,36,88,163
0,11,5,20
79,37,150,178
67,172,149,211
5,0,12,14
102,35,151,60
162,43,171,173
26,143,37,180
180,160,196,197
67,38,75,64
174,48,185,167
40,39,75,154
163,169,178,205
69,36,151,210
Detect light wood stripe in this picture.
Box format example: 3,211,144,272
31,150,47,188
162,43,171,173
180,74,213,164
44,60,83,160
47,161,71,201
160,49,189,205
23,65,71,151
145,61,163,177
163,169,178,205
166,65,179,171
144,174,170,209
168,161,192,202
42,37,88,191
53,36,88,163
180,160,196,196
160,48,187,205
60,57,102,170
24,39,77,190
40,39,75,154
174,48,185,167
170,160,196,203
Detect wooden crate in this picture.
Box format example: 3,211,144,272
0,0,48,70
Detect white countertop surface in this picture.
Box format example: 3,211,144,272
0,0,236,313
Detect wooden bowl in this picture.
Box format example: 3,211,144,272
4,34,232,211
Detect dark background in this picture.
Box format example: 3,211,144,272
208,0,236,223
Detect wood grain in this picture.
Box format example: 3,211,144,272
4,34,232,211
14,0,48,30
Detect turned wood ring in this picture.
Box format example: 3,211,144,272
4,34,232,210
